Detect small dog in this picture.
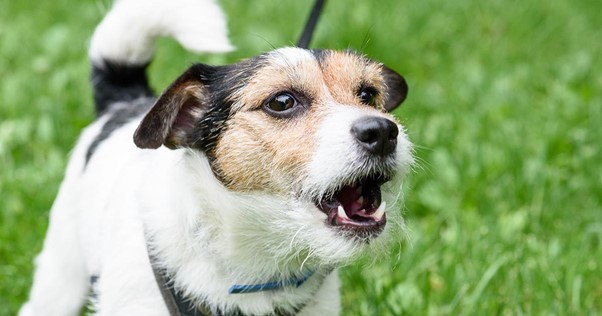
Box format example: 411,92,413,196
21,0,413,315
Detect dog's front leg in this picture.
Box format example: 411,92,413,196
89,200,169,316
19,186,90,316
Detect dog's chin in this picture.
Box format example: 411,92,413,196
281,173,403,266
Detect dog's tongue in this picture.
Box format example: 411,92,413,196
336,185,369,217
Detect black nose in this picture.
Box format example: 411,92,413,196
351,116,399,157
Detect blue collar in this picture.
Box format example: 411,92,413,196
228,270,315,294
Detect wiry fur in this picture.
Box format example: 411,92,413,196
21,0,413,315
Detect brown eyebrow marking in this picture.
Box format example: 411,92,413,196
317,51,386,108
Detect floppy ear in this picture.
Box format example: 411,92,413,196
134,64,215,149
382,66,409,112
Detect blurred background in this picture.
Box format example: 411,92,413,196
1,0,600,314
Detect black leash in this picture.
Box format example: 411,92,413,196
296,0,327,48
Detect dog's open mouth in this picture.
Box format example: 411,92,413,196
315,174,389,237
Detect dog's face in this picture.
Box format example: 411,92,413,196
134,47,413,266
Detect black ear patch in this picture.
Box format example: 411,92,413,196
382,66,409,112
134,64,216,149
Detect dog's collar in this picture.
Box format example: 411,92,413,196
154,269,312,316
228,270,314,294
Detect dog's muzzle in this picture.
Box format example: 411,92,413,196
313,116,400,240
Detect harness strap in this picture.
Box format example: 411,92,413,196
146,242,200,316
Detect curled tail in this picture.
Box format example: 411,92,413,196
88,0,233,115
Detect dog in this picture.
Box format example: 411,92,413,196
20,0,413,315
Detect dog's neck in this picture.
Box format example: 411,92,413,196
140,150,334,314
146,232,322,316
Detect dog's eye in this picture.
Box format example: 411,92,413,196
358,86,377,106
264,93,297,114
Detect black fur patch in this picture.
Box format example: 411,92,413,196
187,57,265,157
85,97,155,166
89,275,99,301
310,49,330,67
91,61,153,115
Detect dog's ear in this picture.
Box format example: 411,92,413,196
134,64,215,149
382,66,409,112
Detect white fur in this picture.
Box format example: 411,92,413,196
267,47,316,67
89,0,233,65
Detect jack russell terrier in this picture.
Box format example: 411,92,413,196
21,0,413,315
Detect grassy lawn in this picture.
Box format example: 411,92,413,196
1,0,601,314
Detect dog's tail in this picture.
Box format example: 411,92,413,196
88,0,233,115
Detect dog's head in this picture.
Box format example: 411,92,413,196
134,47,413,267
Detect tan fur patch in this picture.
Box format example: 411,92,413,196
214,107,327,193
319,51,387,109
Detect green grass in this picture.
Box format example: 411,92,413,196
1,0,601,314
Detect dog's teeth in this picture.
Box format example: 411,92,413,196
357,196,364,204
337,205,349,219
372,201,386,221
